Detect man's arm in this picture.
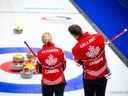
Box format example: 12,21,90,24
60,50,66,71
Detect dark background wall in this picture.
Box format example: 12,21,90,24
72,0,128,64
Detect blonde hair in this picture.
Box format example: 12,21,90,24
42,32,53,44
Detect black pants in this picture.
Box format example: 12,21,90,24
83,77,107,96
42,83,65,96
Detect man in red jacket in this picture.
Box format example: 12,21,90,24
68,24,109,96
37,32,66,96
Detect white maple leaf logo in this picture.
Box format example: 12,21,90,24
45,54,57,66
86,46,100,58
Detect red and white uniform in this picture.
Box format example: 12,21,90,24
72,32,108,80
37,43,66,85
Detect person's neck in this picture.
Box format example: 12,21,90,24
44,42,54,47
77,34,83,41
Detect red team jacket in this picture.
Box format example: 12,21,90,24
37,43,66,85
72,32,108,80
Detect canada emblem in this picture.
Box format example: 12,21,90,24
86,46,100,58
45,54,57,66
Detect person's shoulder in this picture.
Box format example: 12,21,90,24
54,46,63,52
93,32,105,44
94,32,104,37
37,48,44,55
54,46,65,56
91,32,104,40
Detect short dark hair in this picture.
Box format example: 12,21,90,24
68,24,83,36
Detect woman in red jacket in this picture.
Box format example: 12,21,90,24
37,32,66,96
68,24,109,96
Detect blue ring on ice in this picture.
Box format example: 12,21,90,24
0,47,83,93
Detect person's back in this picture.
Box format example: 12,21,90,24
38,43,66,85
37,32,66,96
72,32,108,80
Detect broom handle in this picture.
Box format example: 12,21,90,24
24,41,37,57
110,28,127,42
